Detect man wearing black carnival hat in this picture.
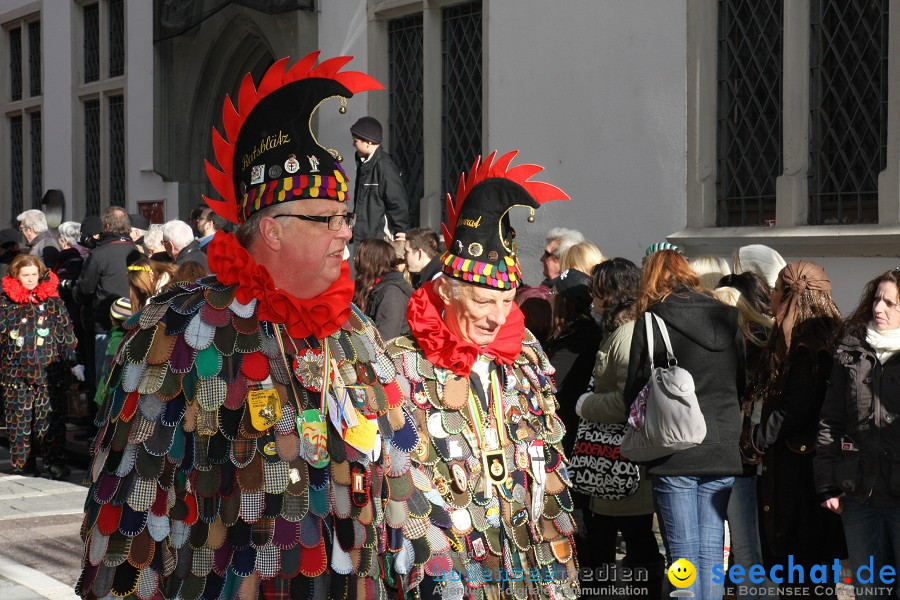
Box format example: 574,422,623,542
76,53,428,599
386,152,580,600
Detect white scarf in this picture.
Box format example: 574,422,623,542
865,321,900,364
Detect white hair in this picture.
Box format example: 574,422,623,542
144,224,165,253
17,209,48,233
162,220,195,252
546,227,584,259
57,221,81,246
438,274,464,299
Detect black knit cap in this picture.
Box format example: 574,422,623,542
350,116,383,144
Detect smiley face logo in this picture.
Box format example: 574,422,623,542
667,558,697,589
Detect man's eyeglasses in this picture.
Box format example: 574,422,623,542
276,212,356,231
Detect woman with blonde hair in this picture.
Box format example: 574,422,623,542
127,258,176,309
559,240,604,274
690,255,732,291
0,254,76,478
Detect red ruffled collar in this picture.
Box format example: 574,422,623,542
2,271,60,304
207,231,353,339
406,280,525,377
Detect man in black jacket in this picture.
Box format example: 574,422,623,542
75,206,141,387
162,219,209,271
350,116,409,242
403,227,441,288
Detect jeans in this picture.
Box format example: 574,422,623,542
727,475,776,600
655,475,734,600
841,496,900,600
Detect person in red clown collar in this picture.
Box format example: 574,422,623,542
76,53,428,600
386,151,580,600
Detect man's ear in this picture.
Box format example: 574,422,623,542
435,278,452,306
257,216,283,251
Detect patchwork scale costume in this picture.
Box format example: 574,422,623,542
388,153,580,600
76,53,426,600
0,270,76,471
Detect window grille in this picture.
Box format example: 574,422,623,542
10,116,23,217
442,2,482,207
29,21,41,97
10,27,22,102
85,100,101,216
109,95,125,206
30,112,42,208
389,13,424,227
716,0,782,226
84,4,100,83
109,0,124,77
809,0,887,224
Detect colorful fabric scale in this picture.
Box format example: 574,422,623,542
386,333,579,600
0,288,76,469
76,276,422,600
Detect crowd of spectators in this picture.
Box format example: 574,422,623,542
0,207,212,479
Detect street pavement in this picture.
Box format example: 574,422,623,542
0,443,88,600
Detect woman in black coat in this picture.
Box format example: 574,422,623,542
624,250,744,600
744,261,846,598
816,269,900,599
352,238,413,341
546,268,603,455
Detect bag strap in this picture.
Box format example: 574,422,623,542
647,312,677,365
644,312,656,369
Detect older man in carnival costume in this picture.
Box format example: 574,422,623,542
76,53,425,599
386,152,579,600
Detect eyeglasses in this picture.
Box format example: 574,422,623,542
276,212,356,231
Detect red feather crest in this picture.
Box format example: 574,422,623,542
442,151,570,250
204,52,383,224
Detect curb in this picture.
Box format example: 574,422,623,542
0,554,78,599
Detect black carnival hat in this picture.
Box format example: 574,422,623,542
204,52,383,224
440,151,570,290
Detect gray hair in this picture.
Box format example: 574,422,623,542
162,220,195,252
234,204,289,249
546,227,584,259
17,209,48,233
57,221,81,246
144,224,165,252
437,274,464,300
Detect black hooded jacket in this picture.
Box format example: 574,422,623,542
624,289,745,476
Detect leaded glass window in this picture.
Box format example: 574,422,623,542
10,116,23,216
30,112,41,208
389,13,424,227
10,27,22,102
84,4,100,83
29,21,41,97
716,0,782,226
809,0,887,224
109,0,124,77
85,100,101,216
109,95,125,206
442,1,482,204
